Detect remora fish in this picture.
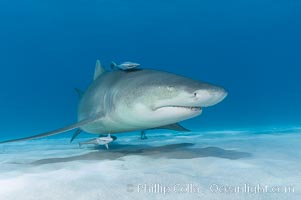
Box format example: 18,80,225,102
111,61,140,70
79,134,117,149
0,60,227,144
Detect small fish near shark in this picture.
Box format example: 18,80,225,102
79,134,117,149
0,59,228,148
111,61,140,70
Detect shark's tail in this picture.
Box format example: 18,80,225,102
0,116,100,144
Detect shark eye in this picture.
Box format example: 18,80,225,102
194,92,197,97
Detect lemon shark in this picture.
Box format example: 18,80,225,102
0,60,227,144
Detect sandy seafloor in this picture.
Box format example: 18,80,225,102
0,128,300,200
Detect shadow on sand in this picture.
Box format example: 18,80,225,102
32,143,251,165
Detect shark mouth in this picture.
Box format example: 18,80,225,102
155,106,202,112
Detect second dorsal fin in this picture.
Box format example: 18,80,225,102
74,88,84,99
94,60,105,80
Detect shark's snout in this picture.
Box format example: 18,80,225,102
194,87,227,107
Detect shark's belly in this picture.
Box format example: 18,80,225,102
79,117,143,134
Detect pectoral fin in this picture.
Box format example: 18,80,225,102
155,123,190,132
0,116,100,144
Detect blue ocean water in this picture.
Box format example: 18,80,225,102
0,1,301,200
0,0,300,138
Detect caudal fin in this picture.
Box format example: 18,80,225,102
0,117,100,144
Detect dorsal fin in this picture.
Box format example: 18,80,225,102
74,88,84,99
94,60,105,80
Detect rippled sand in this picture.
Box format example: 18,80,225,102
0,128,300,200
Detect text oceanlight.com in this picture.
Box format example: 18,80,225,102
210,184,295,194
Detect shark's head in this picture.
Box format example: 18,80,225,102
115,70,227,129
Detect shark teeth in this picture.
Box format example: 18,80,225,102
158,106,202,111
190,107,201,111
